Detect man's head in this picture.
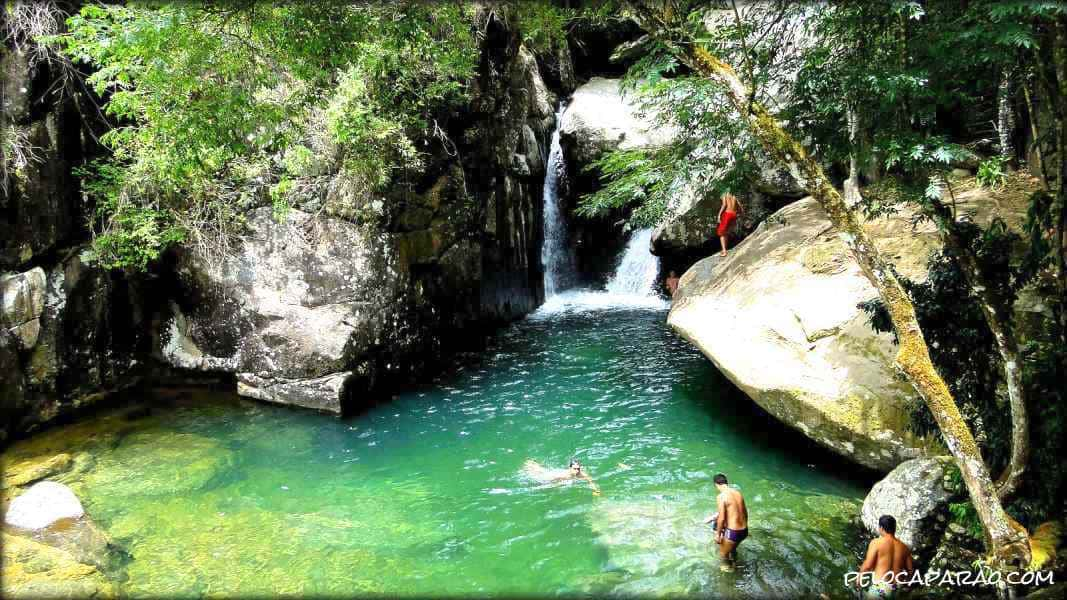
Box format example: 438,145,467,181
714,473,728,488
569,459,583,475
878,515,897,536
669,270,677,278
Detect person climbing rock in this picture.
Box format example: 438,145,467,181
716,192,744,257
522,458,601,496
703,472,748,571
856,515,914,598
665,271,681,298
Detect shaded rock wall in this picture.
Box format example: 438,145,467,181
158,12,566,414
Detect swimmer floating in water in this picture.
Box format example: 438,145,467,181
522,459,601,496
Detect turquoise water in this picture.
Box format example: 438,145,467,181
6,294,868,597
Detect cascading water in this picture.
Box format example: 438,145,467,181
541,104,575,297
605,228,659,297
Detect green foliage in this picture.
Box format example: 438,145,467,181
949,499,986,541
50,1,479,269
510,0,575,53
976,156,1009,189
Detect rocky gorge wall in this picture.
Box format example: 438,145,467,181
0,8,575,438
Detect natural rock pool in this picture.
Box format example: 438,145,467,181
3,293,868,597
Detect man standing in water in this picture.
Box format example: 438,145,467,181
704,473,748,570
665,271,681,298
857,515,913,598
716,192,743,257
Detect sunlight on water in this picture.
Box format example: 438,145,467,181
3,307,867,598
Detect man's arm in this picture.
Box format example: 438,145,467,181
582,473,601,496
904,548,914,575
715,495,726,541
859,539,878,573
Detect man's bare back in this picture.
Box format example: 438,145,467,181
722,193,740,213
718,488,748,531
859,515,913,596
863,536,913,581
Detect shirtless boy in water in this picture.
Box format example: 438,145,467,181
717,192,743,256
857,515,914,598
704,472,748,570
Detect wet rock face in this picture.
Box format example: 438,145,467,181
861,457,957,557
0,45,87,271
0,252,154,441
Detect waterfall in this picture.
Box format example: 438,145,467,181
541,104,575,297
605,229,659,297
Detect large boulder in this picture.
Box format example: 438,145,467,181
669,180,1035,472
861,457,956,556
161,207,406,414
559,77,678,166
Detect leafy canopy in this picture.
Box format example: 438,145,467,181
50,1,480,269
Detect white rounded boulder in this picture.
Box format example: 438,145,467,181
4,480,84,530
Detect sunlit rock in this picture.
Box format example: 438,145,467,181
0,267,46,349
559,77,677,166
670,179,1035,471
4,481,83,530
862,457,956,556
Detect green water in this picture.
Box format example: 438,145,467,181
6,297,868,597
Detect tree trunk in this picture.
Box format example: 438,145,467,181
927,183,1028,500
623,0,1032,568
997,66,1017,162
845,102,862,206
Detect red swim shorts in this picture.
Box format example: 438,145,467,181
717,211,737,237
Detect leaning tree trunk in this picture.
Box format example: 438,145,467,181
623,1,1032,568
926,186,1028,500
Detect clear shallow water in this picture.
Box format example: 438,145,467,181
4,297,867,598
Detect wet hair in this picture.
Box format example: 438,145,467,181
569,459,581,470
714,473,728,485
879,515,896,535
669,270,677,277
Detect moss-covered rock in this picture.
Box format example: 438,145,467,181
1,533,115,598
78,431,233,498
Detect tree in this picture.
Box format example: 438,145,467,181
622,0,1032,568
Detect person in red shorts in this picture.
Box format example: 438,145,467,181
716,191,744,256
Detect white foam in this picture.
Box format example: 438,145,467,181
530,289,668,319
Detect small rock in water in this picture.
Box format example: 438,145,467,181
4,481,84,530
281,486,289,491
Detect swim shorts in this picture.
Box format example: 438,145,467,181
717,211,737,237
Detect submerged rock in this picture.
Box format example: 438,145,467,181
4,481,84,530
2,453,73,489
79,431,233,498
861,457,956,556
